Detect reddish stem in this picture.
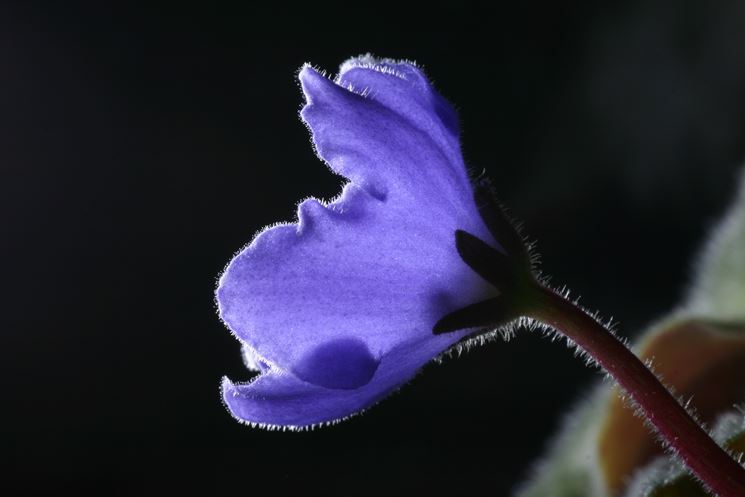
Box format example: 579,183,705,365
526,284,745,497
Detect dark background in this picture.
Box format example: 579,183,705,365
4,1,745,495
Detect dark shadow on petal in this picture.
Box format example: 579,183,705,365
429,289,462,318
432,93,460,137
293,337,379,390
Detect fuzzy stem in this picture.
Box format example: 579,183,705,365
525,283,745,497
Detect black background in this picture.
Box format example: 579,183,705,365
4,2,745,496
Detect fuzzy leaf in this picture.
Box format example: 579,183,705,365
514,386,612,497
622,410,745,497
516,168,745,497
598,320,745,493
685,170,745,321
515,320,745,497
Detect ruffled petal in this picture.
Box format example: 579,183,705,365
299,63,476,225
217,56,498,398
222,329,471,428
218,183,494,389
337,55,461,167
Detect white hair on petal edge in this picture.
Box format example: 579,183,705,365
339,53,421,80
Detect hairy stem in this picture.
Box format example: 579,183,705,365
526,283,745,497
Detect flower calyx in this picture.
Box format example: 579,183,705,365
433,182,537,335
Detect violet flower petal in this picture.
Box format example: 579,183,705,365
217,56,499,427
222,331,468,428
337,56,462,169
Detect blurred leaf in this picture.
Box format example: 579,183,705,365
598,320,745,492
685,169,745,321
514,388,611,497
516,168,745,497
515,320,745,497
622,410,745,497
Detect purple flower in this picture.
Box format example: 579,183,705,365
217,55,523,429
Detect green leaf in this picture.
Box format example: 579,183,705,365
515,170,745,497
514,388,611,497
685,170,745,322
597,320,745,492
623,410,745,497
515,319,745,497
